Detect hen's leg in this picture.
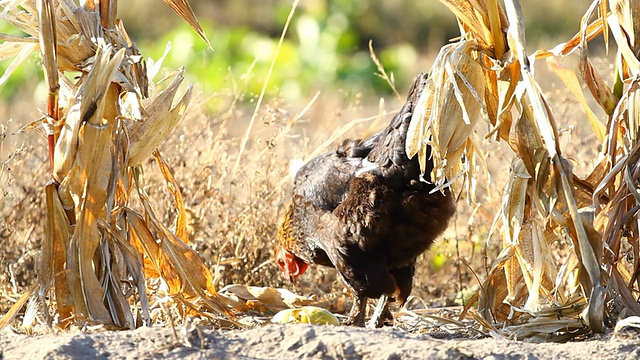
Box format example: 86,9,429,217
390,263,416,305
367,294,393,328
343,295,367,326
365,264,416,328
335,252,394,327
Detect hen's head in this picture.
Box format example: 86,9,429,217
276,203,308,284
276,246,308,284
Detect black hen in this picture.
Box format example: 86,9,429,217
276,73,456,327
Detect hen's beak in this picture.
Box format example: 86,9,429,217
283,261,298,286
282,264,291,283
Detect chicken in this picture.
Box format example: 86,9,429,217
276,73,456,327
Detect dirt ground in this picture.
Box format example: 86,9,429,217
1,323,638,360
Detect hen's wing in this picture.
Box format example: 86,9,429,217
285,139,375,266
287,72,426,221
333,73,429,253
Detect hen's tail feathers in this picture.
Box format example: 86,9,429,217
359,73,428,178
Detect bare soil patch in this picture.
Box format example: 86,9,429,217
2,324,640,360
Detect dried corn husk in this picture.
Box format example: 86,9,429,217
219,284,313,312
406,39,486,198
0,0,230,331
424,0,640,340
273,306,340,326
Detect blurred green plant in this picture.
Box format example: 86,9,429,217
0,0,589,110
141,18,419,108
0,22,41,101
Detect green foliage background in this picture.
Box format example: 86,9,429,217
0,0,591,111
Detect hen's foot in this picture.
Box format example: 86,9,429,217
343,296,367,326
367,295,393,328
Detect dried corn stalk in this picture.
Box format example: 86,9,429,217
409,0,640,340
0,0,231,331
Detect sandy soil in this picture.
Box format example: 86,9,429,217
2,324,639,360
